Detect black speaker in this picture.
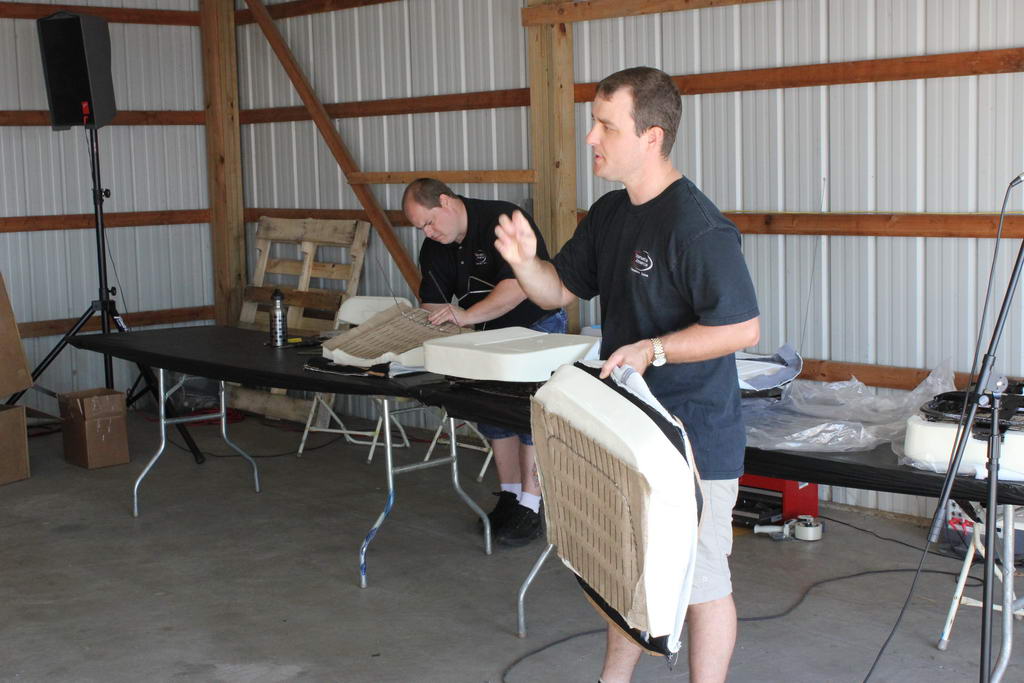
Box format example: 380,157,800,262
37,11,117,130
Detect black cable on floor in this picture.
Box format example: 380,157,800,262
819,514,971,562
739,566,980,623
861,548,930,682
500,628,605,683
500,565,981,681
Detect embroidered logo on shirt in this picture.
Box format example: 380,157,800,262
630,250,653,277
474,250,488,266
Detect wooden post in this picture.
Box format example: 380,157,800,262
200,0,245,325
242,0,421,295
526,1,578,329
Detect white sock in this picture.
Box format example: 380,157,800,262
501,483,522,499
520,492,541,513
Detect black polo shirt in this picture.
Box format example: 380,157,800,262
418,197,552,330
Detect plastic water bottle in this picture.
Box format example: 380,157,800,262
270,289,287,347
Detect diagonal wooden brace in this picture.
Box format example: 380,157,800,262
242,0,421,296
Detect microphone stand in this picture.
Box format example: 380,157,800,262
926,174,1022,682
5,115,205,465
6,122,116,403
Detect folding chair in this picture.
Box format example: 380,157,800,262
937,504,1023,651
422,409,494,481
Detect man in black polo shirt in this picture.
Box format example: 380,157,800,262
402,178,566,547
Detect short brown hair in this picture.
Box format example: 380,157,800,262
403,177,455,210
596,67,681,157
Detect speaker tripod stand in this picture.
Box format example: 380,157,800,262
4,124,204,465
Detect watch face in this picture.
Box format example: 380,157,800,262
652,357,666,367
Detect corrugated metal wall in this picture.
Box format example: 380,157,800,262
0,0,207,417
573,0,1024,516
5,0,1023,514
236,0,533,425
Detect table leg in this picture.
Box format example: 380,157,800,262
517,543,555,638
448,416,491,555
991,505,1017,682
132,368,169,518
360,397,396,588
218,381,260,493
132,372,262,517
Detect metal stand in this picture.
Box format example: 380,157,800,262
132,369,260,517
925,180,1024,681
358,408,491,588
3,125,205,464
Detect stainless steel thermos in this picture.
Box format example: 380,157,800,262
270,289,287,347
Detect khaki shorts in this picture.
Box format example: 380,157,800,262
688,478,739,605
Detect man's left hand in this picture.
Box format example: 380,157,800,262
600,340,655,378
428,304,472,327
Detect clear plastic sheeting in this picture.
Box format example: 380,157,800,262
743,361,956,453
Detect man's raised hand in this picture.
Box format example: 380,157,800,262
494,210,537,266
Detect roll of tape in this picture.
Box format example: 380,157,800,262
794,516,823,541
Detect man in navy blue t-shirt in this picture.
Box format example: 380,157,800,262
403,178,566,547
495,68,760,682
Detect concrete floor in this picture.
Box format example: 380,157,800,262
2,410,1021,683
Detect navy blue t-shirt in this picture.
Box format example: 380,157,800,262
553,177,759,479
418,197,553,331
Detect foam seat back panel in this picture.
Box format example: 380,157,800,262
531,362,703,655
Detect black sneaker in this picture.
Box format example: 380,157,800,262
479,491,520,535
496,504,543,547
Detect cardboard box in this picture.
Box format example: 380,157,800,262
0,405,30,485
58,389,130,469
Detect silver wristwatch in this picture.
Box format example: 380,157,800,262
650,337,667,367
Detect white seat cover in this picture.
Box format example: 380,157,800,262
531,363,702,654
423,327,599,382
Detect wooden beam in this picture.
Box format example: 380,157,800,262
4,88,528,128
527,2,554,251
201,0,246,327
347,170,537,185
241,88,530,124
235,0,398,25
265,258,353,280
0,1,199,25
227,386,313,424
523,0,768,26
243,0,420,295
245,207,410,226
0,210,211,233
527,1,579,331
575,48,1024,101
571,211,1024,239
18,306,215,339
0,110,204,127
9,48,1020,129
243,285,342,311
1,111,52,127
800,359,971,392
6,209,1021,238
730,212,1024,238
548,22,578,255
